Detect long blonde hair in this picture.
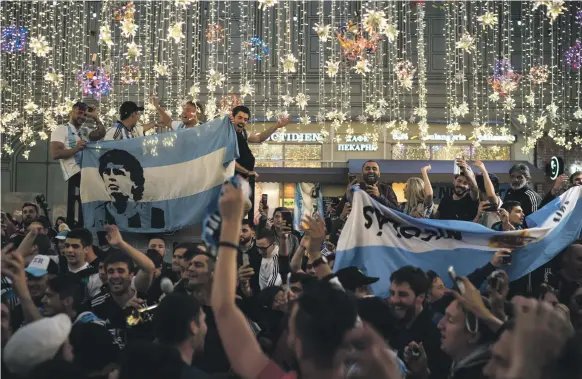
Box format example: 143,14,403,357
404,177,426,214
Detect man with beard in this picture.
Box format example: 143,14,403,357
90,225,156,347
339,160,399,215
436,160,480,221
151,97,205,131
541,171,582,207
93,149,165,229
51,102,106,226
503,163,542,216
211,182,403,379
388,265,450,379
238,219,261,296
147,236,167,258
153,293,211,378
21,202,40,225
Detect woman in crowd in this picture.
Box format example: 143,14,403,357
402,165,434,219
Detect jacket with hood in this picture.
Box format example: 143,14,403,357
448,343,491,379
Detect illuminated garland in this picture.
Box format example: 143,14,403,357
120,65,140,85
242,37,269,62
336,20,379,61
488,58,521,96
565,41,582,70
1,26,27,53
78,65,112,100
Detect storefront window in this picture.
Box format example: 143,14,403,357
431,145,472,160
392,144,430,160
251,144,322,167
473,145,510,160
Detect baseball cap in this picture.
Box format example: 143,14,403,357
25,255,60,277
335,266,379,292
119,101,144,120
3,314,72,377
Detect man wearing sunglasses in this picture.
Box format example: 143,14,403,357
51,102,106,227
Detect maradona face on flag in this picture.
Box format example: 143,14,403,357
80,116,239,233
334,186,582,299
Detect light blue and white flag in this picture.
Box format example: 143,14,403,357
80,116,238,233
293,183,324,231
334,186,582,299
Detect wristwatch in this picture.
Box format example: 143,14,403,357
311,256,328,268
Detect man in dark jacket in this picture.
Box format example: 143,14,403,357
405,299,496,379
503,163,542,216
337,160,399,217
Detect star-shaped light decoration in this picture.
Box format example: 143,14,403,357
316,112,326,124
120,18,138,38
477,12,498,28
326,59,340,78
154,63,170,77
240,82,254,99
168,22,185,43
453,102,470,117
299,116,311,125
99,25,114,48
517,114,527,124
525,93,535,106
189,83,201,100
207,69,226,91
535,115,547,129
574,108,582,119
546,0,566,23
281,94,295,107
503,97,515,111
546,102,559,120
384,120,397,130
488,92,500,102
296,93,310,110
258,0,277,10
356,114,368,124
126,42,141,60
23,101,37,114
265,110,274,120
37,131,48,140
456,33,476,53
414,107,428,118
353,58,371,76
382,23,399,42
30,36,51,57
313,23,332,42
281,53,298,73
363,10,387,34
44,71,63,84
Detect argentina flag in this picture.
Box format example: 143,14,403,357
293,183,324,232
334,186,582,299
80,116,238,233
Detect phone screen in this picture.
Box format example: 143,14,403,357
281,211,293,227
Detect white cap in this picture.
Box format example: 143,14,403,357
3,314,72,376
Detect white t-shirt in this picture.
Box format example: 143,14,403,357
171,121,185,131
104,122,144,141
50,123,90,181
69,262,103,298
259,246,282,290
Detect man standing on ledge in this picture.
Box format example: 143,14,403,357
104,101,145,141
230,106,289,222
230,106,290,179
50,102,106,227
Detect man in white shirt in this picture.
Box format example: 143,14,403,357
151,97,205,131
104,101,145,140
50,102,106,227
61,228,102,298
255,230,282,289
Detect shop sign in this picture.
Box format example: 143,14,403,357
267,132,323,143
337,135,378,151
392,132,516,143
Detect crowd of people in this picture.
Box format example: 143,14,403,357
1,99,582,379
